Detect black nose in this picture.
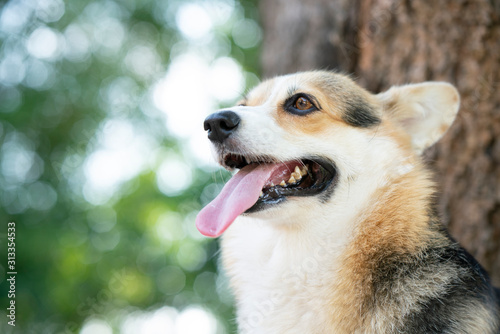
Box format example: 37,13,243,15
203,111,241,143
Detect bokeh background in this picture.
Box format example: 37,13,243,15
0,0,260,333
2,0,500,333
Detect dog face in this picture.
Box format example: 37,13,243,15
196,71,459,237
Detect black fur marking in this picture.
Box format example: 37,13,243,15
319,172,337,203
399,245,498,333
315,157,338,203
342,96,381,128
370,232,500,333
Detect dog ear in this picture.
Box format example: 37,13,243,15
377,82,460,154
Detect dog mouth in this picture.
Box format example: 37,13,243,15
222,154,337,213
196,152,337,237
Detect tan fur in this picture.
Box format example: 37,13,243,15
325,166,446,332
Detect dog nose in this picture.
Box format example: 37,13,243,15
203,111,241,143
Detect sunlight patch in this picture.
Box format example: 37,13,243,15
120,306,219,334
156,158,192,197
26,26,62,60
83,119,156,204
80,318,113,334
176,3,213,40
176,307,218,334
209,57,245,102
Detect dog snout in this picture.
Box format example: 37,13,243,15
203,110,241,143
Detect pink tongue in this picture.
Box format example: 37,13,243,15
196,163,279,237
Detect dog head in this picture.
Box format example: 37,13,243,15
196,71,459,237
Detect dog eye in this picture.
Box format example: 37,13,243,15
284,94,318,115
295,97,313,111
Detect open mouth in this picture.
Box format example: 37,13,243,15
196,153,337,237
223,154,337,213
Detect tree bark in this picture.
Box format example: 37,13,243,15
260,0,500,285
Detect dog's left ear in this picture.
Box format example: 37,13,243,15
377,82,460,154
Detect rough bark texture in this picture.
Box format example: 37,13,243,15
260,0,500,285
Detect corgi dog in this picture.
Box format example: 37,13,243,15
196,71,500,333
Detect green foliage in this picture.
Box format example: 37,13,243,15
0,0,260,332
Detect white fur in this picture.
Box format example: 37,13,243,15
222,115,409,333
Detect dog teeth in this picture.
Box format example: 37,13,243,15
290,166,302,181
260,191,264,197
268,164,310,189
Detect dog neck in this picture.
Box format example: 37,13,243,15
325,165,444,331
221,163,442,333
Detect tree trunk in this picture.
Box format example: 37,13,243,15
260,0,500,285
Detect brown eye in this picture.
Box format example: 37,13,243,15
285,93,318,115
295,97,312,110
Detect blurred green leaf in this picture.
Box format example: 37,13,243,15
0,0,260,332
